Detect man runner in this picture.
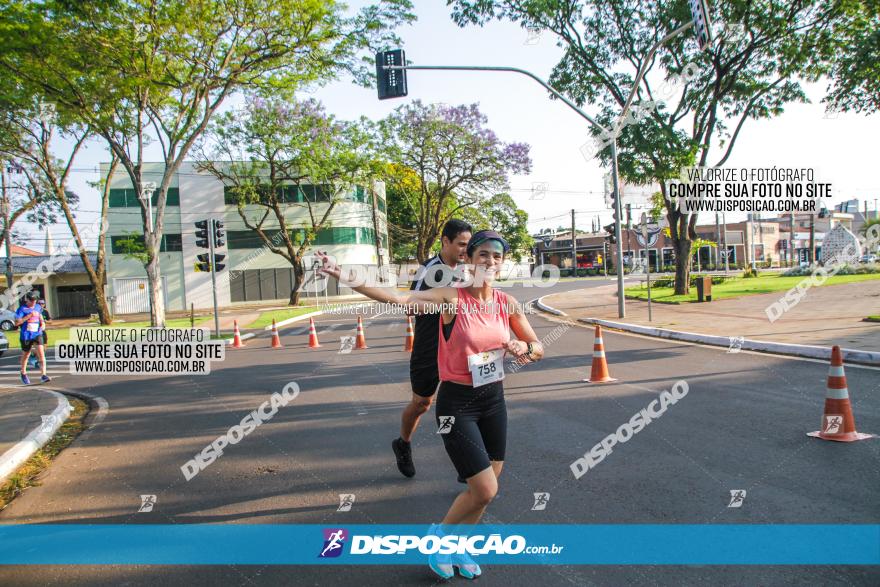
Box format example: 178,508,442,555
392,219,471,478
16,290,50,384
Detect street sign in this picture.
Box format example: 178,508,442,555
376,50,407,100
688,0,714,51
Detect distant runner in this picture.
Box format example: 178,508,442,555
392,219,471,480
16,290,50,384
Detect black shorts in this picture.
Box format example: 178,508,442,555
20,337,44,352
435,380,507,479
409,363,440,398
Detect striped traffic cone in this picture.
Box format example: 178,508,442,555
807,346,875,442
307,318,321,348
231,320,244,348
355,316,368,349
270,319,283,349
584,325,616,383
403,316,414,352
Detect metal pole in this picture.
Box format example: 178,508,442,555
209,219,220,338
571,209,577,276
611,142,626,318
723,213,729,272
715,212,721,269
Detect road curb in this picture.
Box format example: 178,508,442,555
224,332,255,345
0,389,71,483
535,296,568,316
536,295,880,366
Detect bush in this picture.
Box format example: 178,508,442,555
742,267,759,278
577,268,589,277
560,269,572,277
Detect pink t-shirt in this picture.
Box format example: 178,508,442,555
437,287,511,386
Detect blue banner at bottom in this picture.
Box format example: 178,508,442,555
0,525,877,565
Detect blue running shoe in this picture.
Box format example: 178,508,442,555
453,551,482,579
20,373,30,385
41,375,51,383
427,523,454,580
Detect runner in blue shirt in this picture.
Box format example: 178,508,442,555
15,291,50,384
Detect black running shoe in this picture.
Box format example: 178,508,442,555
392,438,415,478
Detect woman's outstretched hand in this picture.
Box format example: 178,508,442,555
315,251,343,282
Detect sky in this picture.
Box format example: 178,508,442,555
17,0,880,252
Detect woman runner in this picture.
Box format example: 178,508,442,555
316,229,544,580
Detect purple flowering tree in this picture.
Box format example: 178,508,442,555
197,96,379,305
380,101,531,263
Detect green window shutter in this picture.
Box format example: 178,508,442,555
108,189,126,208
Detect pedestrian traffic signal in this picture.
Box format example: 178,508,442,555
196,253,211,272
213,219,225,248
195,220,209,249
375,49,407,100
213,253,226,272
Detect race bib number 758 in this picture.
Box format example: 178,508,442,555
467,349,505,387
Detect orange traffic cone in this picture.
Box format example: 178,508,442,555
355,316,368,349
584,325,616,383
403,316,414,352
308,317,321,348
270,319,283,349
807,346,875,442
231,320,244,348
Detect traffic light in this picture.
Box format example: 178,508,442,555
195,220,209,248
196,253,211,272
213,253,226,272
376,49,407,100
212,219,225,248
603,223,617,245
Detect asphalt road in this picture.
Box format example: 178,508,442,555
1,277,878,586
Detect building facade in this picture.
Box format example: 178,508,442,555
103,162,389,314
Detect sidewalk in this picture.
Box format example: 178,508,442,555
543,280,880,352
0,387,70,482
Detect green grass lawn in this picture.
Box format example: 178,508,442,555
865,316,880,323
625,273,880,304
246,306,319,329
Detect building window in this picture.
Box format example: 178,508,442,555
110,233,182,254
228,227,375,249
662,248,674,267
109,187,179,207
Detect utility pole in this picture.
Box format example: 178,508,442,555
789,213,795,267
715,213,721,269
571,209,577,273
809,213,816,264
0,167,13,293
370,181,384,282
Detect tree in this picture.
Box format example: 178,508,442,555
0,97,117,323
823,1,880,114
196,96,379,305
383,163,423,262
450,0,843,294
458,193,532,262
0,0,414,325
379,101,531,263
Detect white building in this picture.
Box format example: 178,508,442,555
103,162,389,314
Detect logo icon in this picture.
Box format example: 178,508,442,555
532,492,550,511
823,415,843,434
437,416,455,434
727,336,744,353
337,494,355,512
727,490,746,508
530,182,549,200
319,528,348,558
339,336,355,354
138,494,157,513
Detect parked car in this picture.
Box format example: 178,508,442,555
0,330,8,356
860,254,877,264
0,308,15,331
